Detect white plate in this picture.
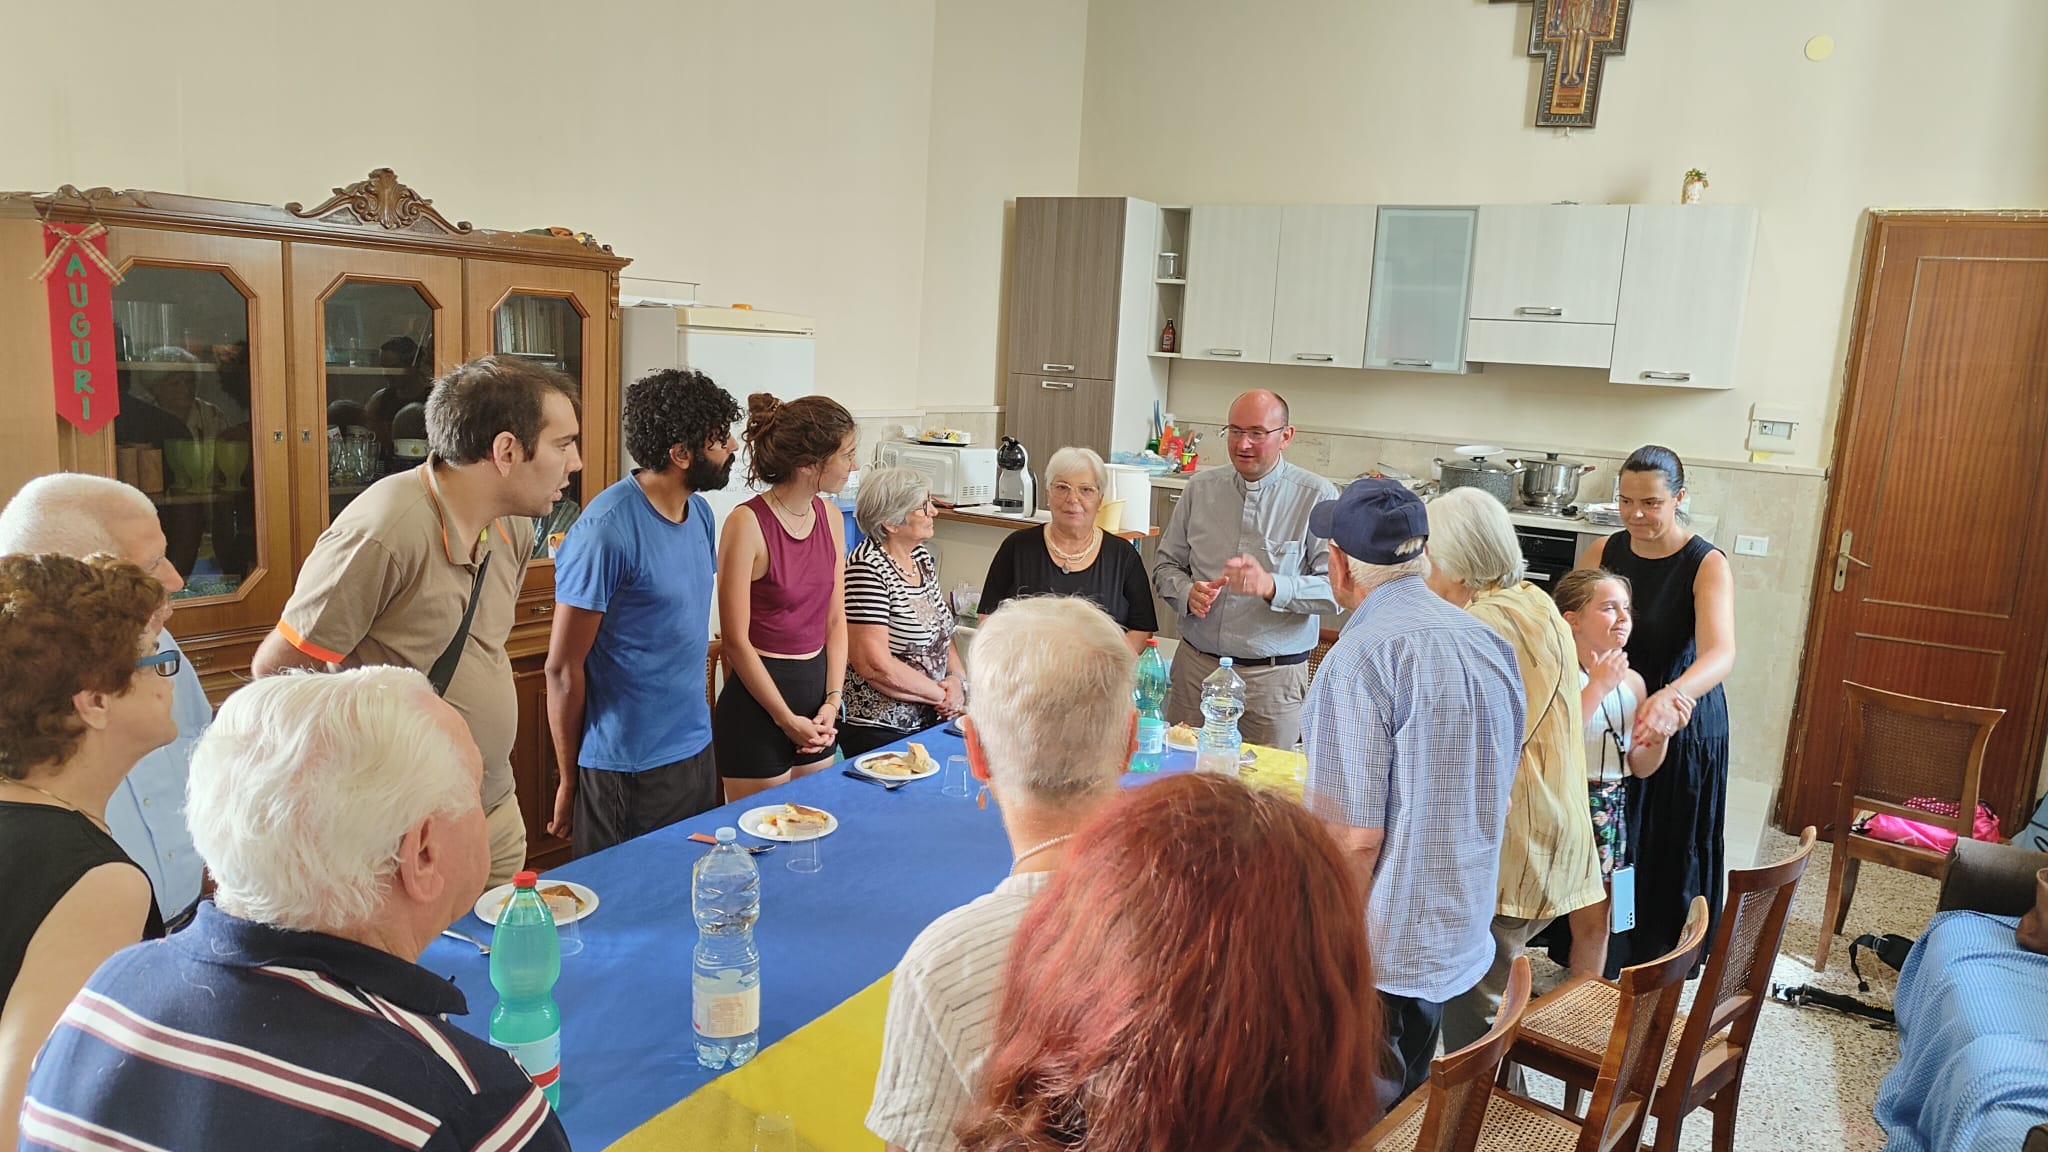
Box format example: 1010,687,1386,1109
854,749,939,781
1163,736,1258,766
739,805,840,842
475,880,599,927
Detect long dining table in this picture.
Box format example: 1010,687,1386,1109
423,729,1305,1151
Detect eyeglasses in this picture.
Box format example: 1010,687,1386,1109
135,650,181,678
1223,425,1288,444
1050,482,1101,501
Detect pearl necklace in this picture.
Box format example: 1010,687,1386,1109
1045,531,1099,572
1010,833,1074,874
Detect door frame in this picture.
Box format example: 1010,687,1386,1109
1777,209,2048,835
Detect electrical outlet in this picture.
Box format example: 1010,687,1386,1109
1733,535,1769,557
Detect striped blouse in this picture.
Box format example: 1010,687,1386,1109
843,540,954,733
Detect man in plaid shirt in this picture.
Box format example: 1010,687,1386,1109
1302,479,1523,1114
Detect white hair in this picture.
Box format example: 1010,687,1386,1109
967,596,1134,807
0,473,156,557
188,666,477,933
1425,488,1526,590
1043,446,1108,493
1342,539,1431,593
855,466,931,539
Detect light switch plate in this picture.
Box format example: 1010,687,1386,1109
1733,534,1769,557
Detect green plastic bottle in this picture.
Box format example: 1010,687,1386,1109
489,870,563,1107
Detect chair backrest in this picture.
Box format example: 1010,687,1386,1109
1838,681,2003,835
1412,956,1533,1152
705,636,725,713
1575,896,1711,1152
1306,625,1339,681
1659,828,1819,1112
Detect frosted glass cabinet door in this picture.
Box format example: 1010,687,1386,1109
1609,205,1759,391
1179,205,1282,364
1364,207,1477,373
1270,205,1375,369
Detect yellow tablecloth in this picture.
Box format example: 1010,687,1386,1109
611,745,1305,1151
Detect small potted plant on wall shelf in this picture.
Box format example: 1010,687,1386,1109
1682,168,1710,204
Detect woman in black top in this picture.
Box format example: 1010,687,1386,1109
1581,446,1736,974
979,446,1157,653
0,554,175,1141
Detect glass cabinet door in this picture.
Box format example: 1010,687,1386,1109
465,262,611,563
289,246,462,548
1363,207,1478,373
92,229,290,637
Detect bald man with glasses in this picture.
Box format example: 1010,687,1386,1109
1150,389,1340,750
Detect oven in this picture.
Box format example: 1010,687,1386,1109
1516,524,1580,596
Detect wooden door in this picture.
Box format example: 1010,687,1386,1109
1007,197,1062,376
1364,207,1477,373
1781,213,2048,836
1048,198,1125,380
1180,205,1282,364
1609,205,1757,391
1469,204,1629,325
286,244,463,564
1005,371,1115,486
512,653,573,870
1271,205,1375,369
89,230,293,642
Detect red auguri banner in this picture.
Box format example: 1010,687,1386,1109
37,222,122,435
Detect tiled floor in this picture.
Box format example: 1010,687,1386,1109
1521,823,1938,1152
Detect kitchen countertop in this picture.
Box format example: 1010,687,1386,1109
1146,473,1717,543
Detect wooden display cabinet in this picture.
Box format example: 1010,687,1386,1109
0,170,629,871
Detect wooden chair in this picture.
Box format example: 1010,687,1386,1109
1366,957,1533,1152
704,636,725,714
1506,830,1819,1152
1814,681,2003,970
1307,625,1340,680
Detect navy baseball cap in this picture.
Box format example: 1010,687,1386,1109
1309,478,1429,565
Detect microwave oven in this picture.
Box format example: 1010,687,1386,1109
875,442,998,505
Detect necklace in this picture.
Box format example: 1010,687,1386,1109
1010,832,1074,874
1045,531,1099,572
2,777,109,834
768,490,815,521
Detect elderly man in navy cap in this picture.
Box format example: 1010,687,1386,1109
1300,479,1525,1113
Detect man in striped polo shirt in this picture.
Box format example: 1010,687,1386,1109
21,667,569,1152
866,597,1138,1152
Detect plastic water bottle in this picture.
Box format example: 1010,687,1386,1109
489,871,563,1107
1131,641,1169,773
692,827,762,1069
1196,657,1246,774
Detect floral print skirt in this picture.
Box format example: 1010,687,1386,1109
1589,779,1629,879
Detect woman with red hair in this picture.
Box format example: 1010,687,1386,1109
958,773,1382,1152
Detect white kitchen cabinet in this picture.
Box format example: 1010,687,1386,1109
1364,206,1478,373
1465,204,1628,369
1269,205,1375,369
1609,205,1759,390
1180,205,1282,363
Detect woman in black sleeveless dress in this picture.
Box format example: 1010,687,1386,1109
1589,446,1736,972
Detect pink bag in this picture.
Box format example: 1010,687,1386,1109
1855,798,2000,853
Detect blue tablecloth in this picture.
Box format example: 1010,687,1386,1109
427,731,1008,1149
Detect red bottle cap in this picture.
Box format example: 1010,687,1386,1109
513,870,539,888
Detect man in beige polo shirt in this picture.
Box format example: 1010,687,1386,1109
253,356,583,886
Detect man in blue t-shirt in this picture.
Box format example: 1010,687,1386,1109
546,369,741,856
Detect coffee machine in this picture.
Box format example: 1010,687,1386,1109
995,436,1035,515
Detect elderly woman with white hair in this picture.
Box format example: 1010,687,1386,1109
1423,487,1609,1057
868,595,1136,1151
977,445,1156,653
840,466,965,758
21,665,571,1150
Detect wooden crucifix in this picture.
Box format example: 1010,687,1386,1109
1494,0,1634,129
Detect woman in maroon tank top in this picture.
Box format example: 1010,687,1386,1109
714,392,859,800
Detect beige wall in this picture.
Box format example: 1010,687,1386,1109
1076,0,2048,468
0,0,943,410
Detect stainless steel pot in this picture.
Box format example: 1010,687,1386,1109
1507,451,1596,511
1435,446,1521,506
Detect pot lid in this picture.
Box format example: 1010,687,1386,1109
1443,445,1517,472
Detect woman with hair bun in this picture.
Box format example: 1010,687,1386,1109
714,392,860,800
1577,444,1734,974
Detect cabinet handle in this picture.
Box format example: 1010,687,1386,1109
272,430,285,443
1515,306,1565,317
530,603,555,616
300,429,313,443
1041,362,1076,373
1039,380,1075,391
1640,370,1693,382
1391,358,1434,368
1292,353,1334,362
188,653,214,668
1207,348,1243,357
1167,493,1181,502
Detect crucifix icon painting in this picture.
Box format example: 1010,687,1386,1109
1498,0,1634,129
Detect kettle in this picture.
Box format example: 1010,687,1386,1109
996,436,1035,515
